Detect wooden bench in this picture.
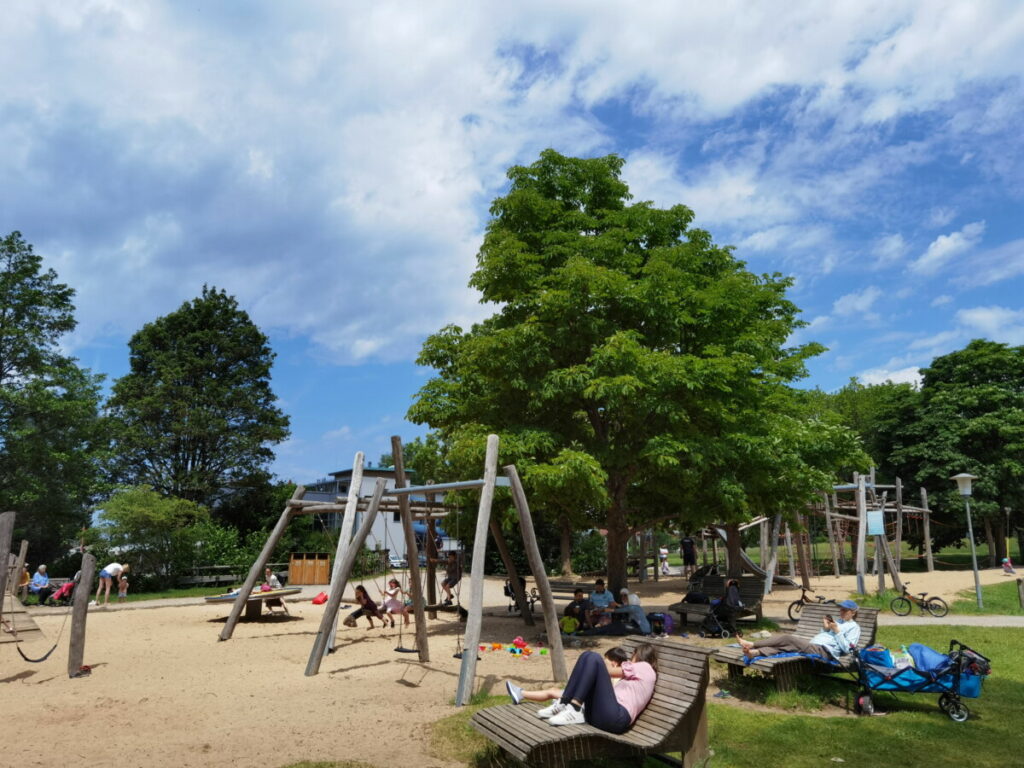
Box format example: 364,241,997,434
471,636,712,768
712,603,880,691
547,580,596,602
667,575,765,626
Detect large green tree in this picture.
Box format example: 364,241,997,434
0,232,108,563
409,150,856,590
889,339,1024,560
108,286,290,508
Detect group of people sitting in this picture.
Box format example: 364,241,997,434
560,579,654,636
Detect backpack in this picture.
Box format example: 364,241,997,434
647,612,674,635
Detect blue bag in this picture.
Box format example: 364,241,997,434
908,643,953,673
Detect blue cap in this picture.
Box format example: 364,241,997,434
838,599,858,611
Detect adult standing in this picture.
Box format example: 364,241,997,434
93,562,129,607
680,535,697,577
29,565,53,606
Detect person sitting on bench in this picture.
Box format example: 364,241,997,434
737,600,860,661
504,644,658,731
588,579,619,626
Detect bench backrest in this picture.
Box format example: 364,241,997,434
548,580,596,599
795,603,879,649
619,636,711,746
691,575,765,603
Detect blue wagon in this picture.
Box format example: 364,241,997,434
855,639,990,721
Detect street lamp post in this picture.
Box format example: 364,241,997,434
951,473,983,609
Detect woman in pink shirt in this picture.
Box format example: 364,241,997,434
506,644,658,732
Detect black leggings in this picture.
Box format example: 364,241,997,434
560,651,632,734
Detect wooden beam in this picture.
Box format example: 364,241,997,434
894,477,904,574
505,464,567,683
305,478,387,675
855,476,868,594
392,436,430,663
67,553,95,677
795,514,811,591
0,512,14,614
325,452,364,654
489,517,534,625
455,435,500,706
11,540,28,599
220,486,304,641
921,487,934,572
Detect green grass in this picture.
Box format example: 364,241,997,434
845,579,1024,616
441,625,1020,768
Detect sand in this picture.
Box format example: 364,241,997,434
2,566,1012,768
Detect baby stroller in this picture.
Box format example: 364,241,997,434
698,600,741,638
48,572,79,606
503,577,537,614
854,639,990,721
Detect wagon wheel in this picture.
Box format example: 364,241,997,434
938,693,954,712
948,701,970,722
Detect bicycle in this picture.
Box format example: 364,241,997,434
787,587,836,622
890,582,949,618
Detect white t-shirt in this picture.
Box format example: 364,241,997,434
103,563,124,578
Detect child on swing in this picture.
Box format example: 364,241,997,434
381,578,411,627
344,584,386,629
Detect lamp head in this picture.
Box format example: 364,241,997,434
950,473,978,497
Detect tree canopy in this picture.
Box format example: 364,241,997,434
108,286,290,508
409,150,863,589
0,232,108,562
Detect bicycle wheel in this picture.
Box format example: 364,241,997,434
926,597,949,618
890,596,912,616
787,600,803,622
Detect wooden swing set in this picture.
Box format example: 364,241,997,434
219,434,569,705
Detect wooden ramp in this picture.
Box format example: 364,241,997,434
1,593,41,644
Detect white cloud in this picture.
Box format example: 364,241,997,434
909,221,986,275
956,238,1024,287
833,286,882,317
858,366,922,387
928,207,957,228
872,233,909,268
930,294,953,307
956,305,1024,345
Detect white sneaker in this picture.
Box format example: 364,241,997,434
505,681,523,705
548,706,586,726
88,600,97,606
536,700,567,719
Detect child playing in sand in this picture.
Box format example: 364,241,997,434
117,575,129,603
381,578,410,627
1003,557,1017,575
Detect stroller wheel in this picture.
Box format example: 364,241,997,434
698,631,706,638
856,694,874,716
948,702,969,722
720,631,731,639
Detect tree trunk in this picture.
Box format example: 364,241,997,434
724,522,743,579
983,516,997,568
559,515,574,577
605,501,630,595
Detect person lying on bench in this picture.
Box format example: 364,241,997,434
737,600,860,661
504,644,658,732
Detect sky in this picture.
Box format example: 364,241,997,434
3,1,1023,485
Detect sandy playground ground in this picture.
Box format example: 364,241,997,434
1,566,1013,768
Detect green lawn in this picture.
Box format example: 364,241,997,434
425,624,1018,768
849,578,1023,616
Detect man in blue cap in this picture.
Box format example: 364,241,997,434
737,600,861,661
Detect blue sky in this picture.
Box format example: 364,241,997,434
3,2,1023,484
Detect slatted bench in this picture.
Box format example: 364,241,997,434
712,603,880,691
548,580,596,602
471,636,712,768
667,575,765,626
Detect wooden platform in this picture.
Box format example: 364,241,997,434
205,587,301,619
1,593,41,644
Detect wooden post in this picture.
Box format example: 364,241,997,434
489,517,534,625
763,513,781,598
700,532,708,566
921,488,935,572
68,553,96,677
220,485,304,641
878,535,904,594
505,464,567,684
795,514,811,591
784,524,796,578
325,452,364,653
1017,579,1024,610
426,517,439,620
874,537,885,593
391,436,430,663
11,540,28,598
856,476,868,594
712,535,719,567
455,435,500,706
894,477,904,574
638,529,648,583
0,512,14,611
760,519,768,569
305,478,387,675
823,494,840,577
